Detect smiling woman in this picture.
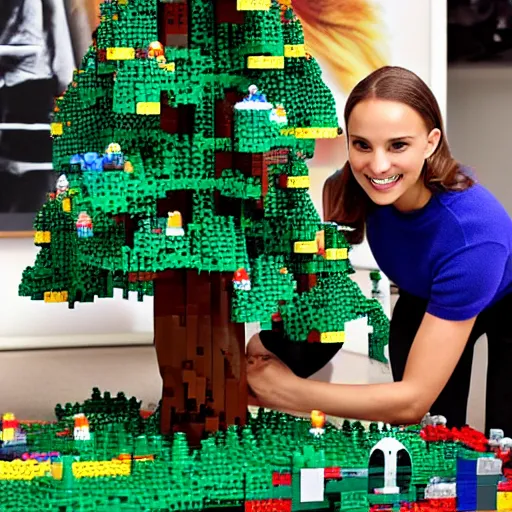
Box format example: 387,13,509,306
249,66,512,435
323,66,469,243
347,98,441,212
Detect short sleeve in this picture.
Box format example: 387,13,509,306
427,242,508,321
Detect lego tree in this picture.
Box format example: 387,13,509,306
19,0,389,437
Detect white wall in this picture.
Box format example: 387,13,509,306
447,65,512,215
0,237,153,349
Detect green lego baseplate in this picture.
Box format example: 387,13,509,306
19,0,389,360
0,389,506,512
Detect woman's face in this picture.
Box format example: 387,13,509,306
347,98,441,212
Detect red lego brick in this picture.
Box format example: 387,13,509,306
265,148,289,165
215,90,242,138
296,274,317,293
245,499,292,512
215,0,244,24
324,467,341,479
272,472,292,486
307,329,321,343
161,0,189,47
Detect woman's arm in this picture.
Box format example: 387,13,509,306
247,312,476,425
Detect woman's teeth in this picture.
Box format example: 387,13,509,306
370,175,401,185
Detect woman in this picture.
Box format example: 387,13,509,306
247,66,512,436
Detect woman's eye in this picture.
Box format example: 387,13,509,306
353,140,370,151
391,141,408,151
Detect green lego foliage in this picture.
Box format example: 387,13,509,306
19,0,389,363
0,390,495,512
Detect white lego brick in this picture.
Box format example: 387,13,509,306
477,457,503,475
300,468,324,503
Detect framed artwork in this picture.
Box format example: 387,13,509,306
0,0,94,236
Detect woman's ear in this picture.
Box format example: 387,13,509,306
425,128,442,159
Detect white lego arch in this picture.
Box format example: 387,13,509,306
369,438,411,494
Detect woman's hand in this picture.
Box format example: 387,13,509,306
246,334,303,411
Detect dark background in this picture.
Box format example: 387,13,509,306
448,0,512,62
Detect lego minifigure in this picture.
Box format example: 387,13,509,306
270,104,288,124
309,409,325,436
73,413,91,441
55,174,69,195
233,268,251,291
103,142,124,169
243,84,267,103
76,211,93,238
166,211,185,236
147,41,165,59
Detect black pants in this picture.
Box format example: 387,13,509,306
391,290,512,436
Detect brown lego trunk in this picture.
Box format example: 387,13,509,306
153,270,248,442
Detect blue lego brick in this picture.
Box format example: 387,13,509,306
457,480,477,511
457,458,478,479
457,458,478,511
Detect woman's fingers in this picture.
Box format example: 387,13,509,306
246,333,274,358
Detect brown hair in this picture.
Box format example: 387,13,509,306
323,66,474,244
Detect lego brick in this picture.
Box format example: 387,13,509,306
237,0,271,10
216,0,245,23
162,1,189,47
195,375,206,406
477,484,498,511
477,456,503,475
300,468,324,503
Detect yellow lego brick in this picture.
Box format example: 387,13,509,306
118,0,128,4
295,127,339,139
293,241,318,254
44,291,68,303
106,47,135,60
320,331,345,343
0,460,51,481
284,44,306,58
160,62,176,72
287,176,310,188
51,463,63,480
498,492,512,510
237,0,270,9
34,231,51,244
62,198,71,212
247,56,285,69
72,460,130,479
50,123,63,136
325,248,348,260
280,128,295,136
136,102,161,115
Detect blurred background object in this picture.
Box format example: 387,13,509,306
0,0,93,229
448,0,512,62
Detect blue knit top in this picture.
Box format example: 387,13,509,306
366,183,512,321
